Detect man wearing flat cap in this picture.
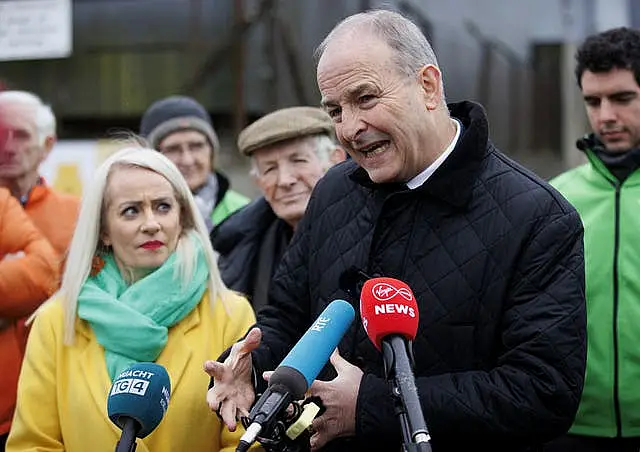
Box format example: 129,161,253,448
140,95,250,231
211,106,345,311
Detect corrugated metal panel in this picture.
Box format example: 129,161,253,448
0,0,236,116
0,0,376,116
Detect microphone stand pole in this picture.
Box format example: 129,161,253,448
382,336,432,452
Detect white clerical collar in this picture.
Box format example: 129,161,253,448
406,118,461,190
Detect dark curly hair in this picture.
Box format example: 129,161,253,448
575,27,640,88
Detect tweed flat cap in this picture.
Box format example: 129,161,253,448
238,106,334,156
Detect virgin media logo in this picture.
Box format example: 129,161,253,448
372,282,413,302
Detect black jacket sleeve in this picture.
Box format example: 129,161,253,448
356,209,587,446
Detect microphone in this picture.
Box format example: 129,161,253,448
237,299,355,452
360,278,419,350
107,362,172,452
360,277,432,451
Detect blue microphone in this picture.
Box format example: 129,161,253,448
237,299,355,451
107,362,171,452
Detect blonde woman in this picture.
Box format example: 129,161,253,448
7,147,256,452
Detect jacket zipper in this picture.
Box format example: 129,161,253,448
584,149,625,435
612,183,622,436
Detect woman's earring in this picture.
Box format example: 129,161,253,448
90,255,105,277
90,243,108,277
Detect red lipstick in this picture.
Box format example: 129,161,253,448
140,240,164,250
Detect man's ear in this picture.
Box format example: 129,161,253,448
329,146,347,166
418,64,443,110
250,160,262,186
42,135,56,160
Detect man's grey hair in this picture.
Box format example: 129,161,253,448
249,134,337,177
0,90,56,146
314,9,439,78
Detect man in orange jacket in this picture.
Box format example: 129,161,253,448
0,91,79,257
0,91,79,449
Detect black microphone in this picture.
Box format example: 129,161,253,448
107,363,171,452
237,300,355,452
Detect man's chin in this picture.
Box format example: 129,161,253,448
274,207,304,226
0,166,23,178
603,141,632,153
364,166,397,184
187,178,208,192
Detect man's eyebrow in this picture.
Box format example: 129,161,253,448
346,83,374,100
583,90,637,101
320,97,336,109
609,90,638,98
321,83,375,108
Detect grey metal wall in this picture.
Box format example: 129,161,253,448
0,0,629,163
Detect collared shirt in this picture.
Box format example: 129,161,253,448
406,118,462,190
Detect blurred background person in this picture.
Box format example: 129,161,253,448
546,27,640,452
0,90,74,452
0,91,79,261
0,186,59,451
211,106,345,311
6,147,255,452
140,95,250,232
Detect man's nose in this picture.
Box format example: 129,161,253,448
177,146,195,165
598,99,617,123
276,165,297,186
338,110,366,145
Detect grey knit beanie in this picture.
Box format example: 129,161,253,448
139,96,220,154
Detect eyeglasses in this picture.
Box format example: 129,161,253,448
159,141,209,157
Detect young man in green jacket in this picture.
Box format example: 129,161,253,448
547,27,640,452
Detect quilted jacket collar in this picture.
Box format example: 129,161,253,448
349,100,490,207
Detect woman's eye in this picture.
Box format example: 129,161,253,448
121,206,137,217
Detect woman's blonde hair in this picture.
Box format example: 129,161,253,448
54,145,230,344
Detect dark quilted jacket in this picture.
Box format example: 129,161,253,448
251,101,587,451
211,196,292,311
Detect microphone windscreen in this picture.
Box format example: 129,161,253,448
270,299,355,398
360,277,419,350
107,362,171,438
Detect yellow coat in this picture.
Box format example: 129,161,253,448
7,291,257,452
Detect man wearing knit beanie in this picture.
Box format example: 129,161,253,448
140,95,249,231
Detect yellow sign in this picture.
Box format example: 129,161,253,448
41,139,122,197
